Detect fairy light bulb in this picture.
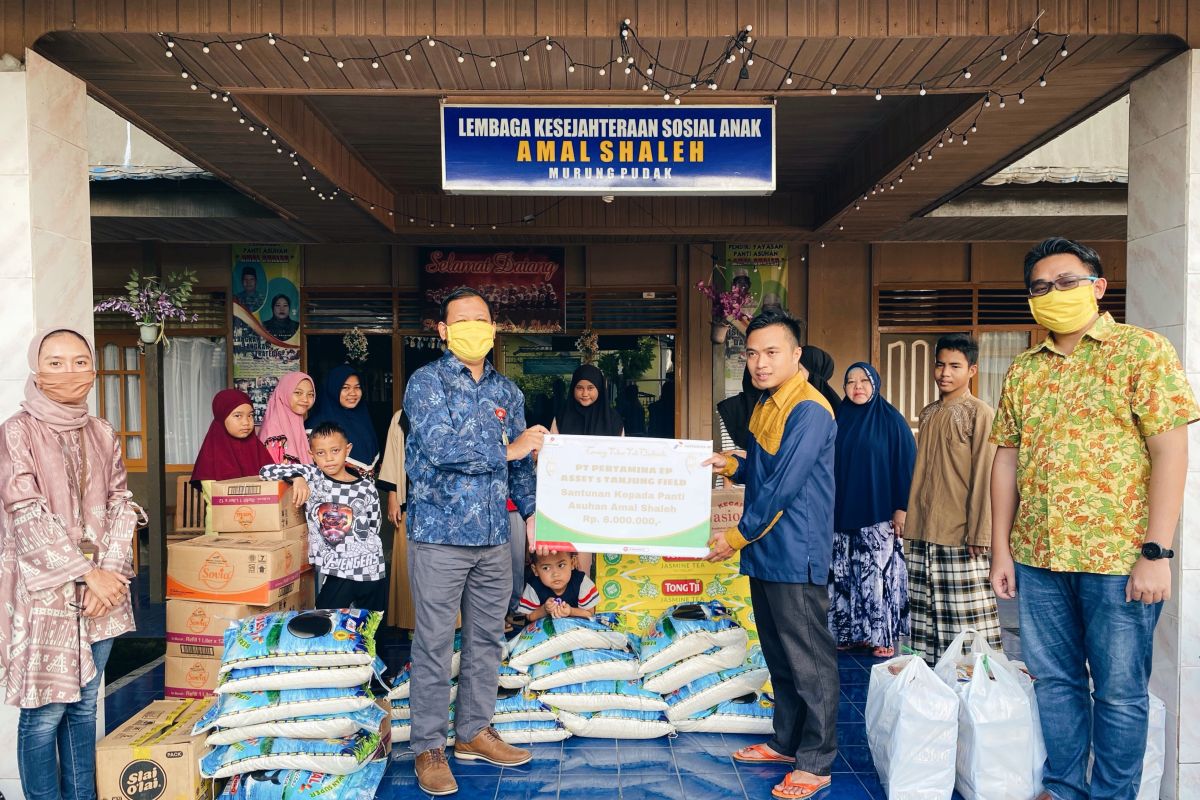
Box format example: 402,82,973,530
302,51,311,62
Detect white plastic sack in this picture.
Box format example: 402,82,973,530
934,629,1042,800
215,662,375,694
557,709,675,739
674,691,775,734
505,613,629,671
865,655,959,800
637,602,749,675
538,680,669,713
642,642,748,694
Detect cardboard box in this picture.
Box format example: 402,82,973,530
96,697,214,800
165,573,315,660
236,522,308,542
167,535,307,605
164,656,220,699
210,478,300,533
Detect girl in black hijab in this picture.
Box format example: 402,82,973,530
551,364,624,436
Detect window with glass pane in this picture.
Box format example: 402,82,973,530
95,335,146,467
978,332,1030,410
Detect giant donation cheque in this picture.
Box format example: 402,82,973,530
533,434,713,557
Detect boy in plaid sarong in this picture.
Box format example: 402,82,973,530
904,334,1001,665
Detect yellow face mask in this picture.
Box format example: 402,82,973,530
445,320,495,362
1027,283,1099,335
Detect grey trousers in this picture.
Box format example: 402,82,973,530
408,540,509,753
750,577,840,775
508,511,526,614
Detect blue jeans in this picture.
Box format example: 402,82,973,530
18,637,114,800
1015,562,1162,800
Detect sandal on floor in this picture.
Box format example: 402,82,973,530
732,744,796,764
872,646,895,657
771,773,831,799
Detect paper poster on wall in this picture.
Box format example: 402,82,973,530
419,247,565,333
721,244,789,404
232,244,301,422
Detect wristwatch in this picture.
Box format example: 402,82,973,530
1140,542,1175,560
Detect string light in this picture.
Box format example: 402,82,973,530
919,84,926,95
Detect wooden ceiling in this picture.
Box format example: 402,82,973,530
12,0,1188,243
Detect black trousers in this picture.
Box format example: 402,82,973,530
316,574,389,624
749,577,840,775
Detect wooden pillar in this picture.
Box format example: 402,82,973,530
142,241,169,602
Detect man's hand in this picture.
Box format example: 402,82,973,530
701,453,730,475
705,532,734,563
1127,557,1172,604
968,544,990,558
291,476,311,507
507,425,549,461
82,567,129,609
892,509,906,539
990,549,1017,600
387,492,404,527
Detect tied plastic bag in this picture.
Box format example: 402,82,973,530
674,691,775,734
538,680,669,713
218,761,386,800
933,629,1043,800
219,609,380,674
637,602,749,675
865,655,959,800
505,613,629,671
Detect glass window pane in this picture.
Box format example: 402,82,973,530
102,375,121,429
103,343,120,371
124,347,140,371
125,375,142,432
125,436,143,460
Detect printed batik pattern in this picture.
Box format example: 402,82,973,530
828,521,910,649
404,351,536,547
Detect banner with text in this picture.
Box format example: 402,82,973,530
534,434,713,557
232,244,301,423
420,247,565,333
442,104,775,195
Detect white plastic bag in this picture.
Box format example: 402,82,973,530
865,655,958,799
934,629,1042,800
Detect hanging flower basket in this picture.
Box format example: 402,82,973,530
695,278,752,343
94,269,198,349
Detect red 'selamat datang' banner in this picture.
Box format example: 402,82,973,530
419,247,565,334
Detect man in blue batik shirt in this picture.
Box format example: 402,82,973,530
404,287,547,796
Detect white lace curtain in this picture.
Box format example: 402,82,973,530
164,337,227,464
977,332,1030,411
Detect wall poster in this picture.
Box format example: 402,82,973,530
419,247,565,333
232,244,301,422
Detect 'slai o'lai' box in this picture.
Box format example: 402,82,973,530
210,478,300,533
167,535,307,606
95,697,215,800
164,656,219,699
165,573,313,660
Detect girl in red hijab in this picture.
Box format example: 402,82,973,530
191,389,274,532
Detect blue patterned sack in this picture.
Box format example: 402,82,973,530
217,761,386,800
200,730,384,778
219,609,380,673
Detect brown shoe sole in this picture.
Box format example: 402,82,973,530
416,776,459,796
454,746,533,767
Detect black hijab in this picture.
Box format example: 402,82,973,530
717,368,766,450
800,345,842,410
556,364,624,436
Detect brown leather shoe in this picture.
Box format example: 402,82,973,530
454,726,533,766
415,748,458,796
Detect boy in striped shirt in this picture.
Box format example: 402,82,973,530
519,551,598,621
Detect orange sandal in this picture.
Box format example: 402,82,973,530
732,743,796,764
771,772,831,799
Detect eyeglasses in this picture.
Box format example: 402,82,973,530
1027,274,1100,297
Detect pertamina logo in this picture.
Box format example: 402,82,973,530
233,506,255,528
186,607,211,634
198,551,233,589
662,579,703,596
186,661,210,688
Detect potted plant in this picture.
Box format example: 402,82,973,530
94,269,198,346
695,278,752,343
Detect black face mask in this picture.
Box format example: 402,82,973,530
287,611,335,639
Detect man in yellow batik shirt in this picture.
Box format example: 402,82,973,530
990,237,1199,800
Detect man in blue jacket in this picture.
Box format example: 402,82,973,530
705,308,839,800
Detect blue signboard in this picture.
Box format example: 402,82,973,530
441,104,775,195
